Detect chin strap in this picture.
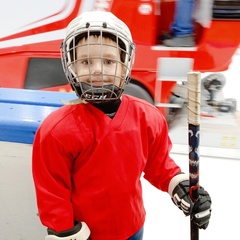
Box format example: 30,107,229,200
73,82,123,104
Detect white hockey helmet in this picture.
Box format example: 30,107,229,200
60,11,135,103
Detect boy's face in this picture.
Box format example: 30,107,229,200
73,35,125,88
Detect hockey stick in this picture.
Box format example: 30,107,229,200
187,72,201,240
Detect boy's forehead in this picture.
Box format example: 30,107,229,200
78,35,118,46
76,36,120,58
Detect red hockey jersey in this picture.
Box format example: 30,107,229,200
32,94,181,240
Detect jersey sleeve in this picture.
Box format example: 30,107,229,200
32,125,75,232
143,110,181,192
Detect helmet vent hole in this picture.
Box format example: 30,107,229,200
102,22,107,28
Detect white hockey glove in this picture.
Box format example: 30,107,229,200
45,222,91,240
168,173,212,229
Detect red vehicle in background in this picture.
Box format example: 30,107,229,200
0,0,240,120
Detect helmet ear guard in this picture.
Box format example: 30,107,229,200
60,11,135,103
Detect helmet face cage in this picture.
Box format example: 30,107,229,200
61,11,135,104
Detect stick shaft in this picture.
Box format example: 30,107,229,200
187,72,201,240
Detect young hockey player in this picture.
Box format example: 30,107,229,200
32,11,211,240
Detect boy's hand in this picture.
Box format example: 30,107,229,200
168,174,212,229
191,186,212,229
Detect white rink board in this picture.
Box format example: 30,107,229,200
1,140,239,239
0,141,46,240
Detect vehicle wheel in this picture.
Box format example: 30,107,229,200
124,82,154,104
226,98,237,112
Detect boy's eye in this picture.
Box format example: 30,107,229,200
103,59,115,64
80,58,116,65
82,59,90,65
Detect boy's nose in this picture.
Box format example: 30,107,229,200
92,60,102,74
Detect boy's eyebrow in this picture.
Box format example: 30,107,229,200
77,53,119,59
102,53,119,59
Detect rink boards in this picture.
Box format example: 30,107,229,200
0,88,75,239
1,88,239,159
